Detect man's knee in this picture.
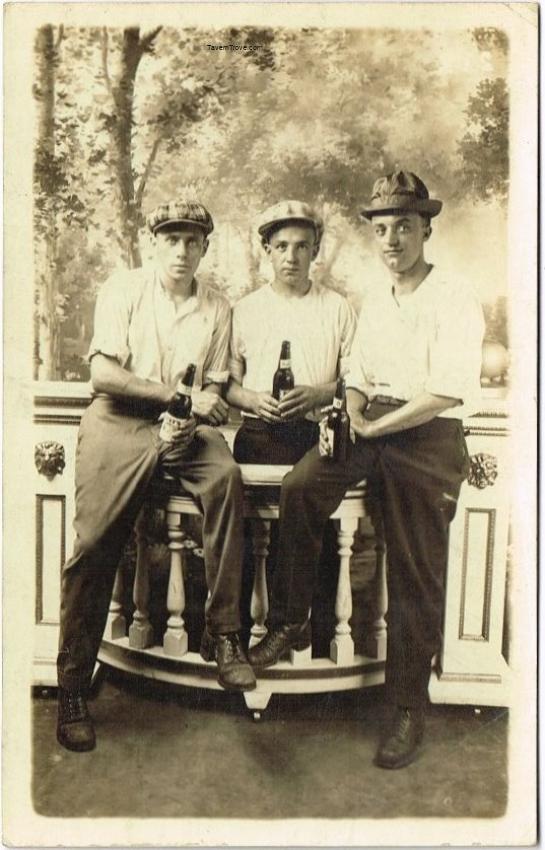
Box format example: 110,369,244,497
281,457,317,504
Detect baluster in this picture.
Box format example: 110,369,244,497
105,564,126,640
365,506,388,660
249,519,271,648
129,510,154,649
163,509,188,657
330,516,358,664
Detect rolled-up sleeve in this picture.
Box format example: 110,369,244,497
202,298,231,385
228,304,246,384
87,273,132,366
425,289,485,407
345,312,374,397
338,299,357,377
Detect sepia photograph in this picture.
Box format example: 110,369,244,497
3,2,537,846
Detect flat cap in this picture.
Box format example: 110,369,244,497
257,200,324,245
360,171,442,220
147,200,214,235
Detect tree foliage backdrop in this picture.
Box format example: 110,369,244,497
33,24,509,381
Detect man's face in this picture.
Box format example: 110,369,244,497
153,224,208,284
371,213,430,274
266,224,317,288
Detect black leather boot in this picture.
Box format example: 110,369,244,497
247,622,311,669
200,630,256,691
374,706,425,769
57,687,96,752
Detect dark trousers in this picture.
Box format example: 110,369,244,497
270,402,469,709
233,418,319,465
57,396,244,691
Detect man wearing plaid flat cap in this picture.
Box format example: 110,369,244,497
56,199,255,753
248,172,485,769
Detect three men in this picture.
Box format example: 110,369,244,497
57,201,255,753
248,172,485,768
58,172,485,772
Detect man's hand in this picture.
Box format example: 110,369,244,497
159,415,197,467
350,417,376,440
191,390,229,425
250,391,283,423
278,385,320,421
319,408,357,457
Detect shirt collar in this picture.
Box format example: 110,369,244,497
390,265,436,306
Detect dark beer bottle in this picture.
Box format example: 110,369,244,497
159,363,196,442
326,378,350,462
272,340,294,401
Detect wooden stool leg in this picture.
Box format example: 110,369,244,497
330,516,358,665
105,564,126,640
367,516,388,660
163,510,188,657
249,519,270,648
129,510,154,649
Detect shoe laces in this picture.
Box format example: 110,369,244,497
220,633,244,663
63,691,89,723
391,708,412,741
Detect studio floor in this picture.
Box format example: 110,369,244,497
32,668,508,820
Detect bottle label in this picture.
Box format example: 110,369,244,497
332,398,342,410
176,383,192,396
159,411,184,443
278,389,290,401
279,359,291,369
326,426,335,454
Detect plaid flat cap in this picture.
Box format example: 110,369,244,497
257,200,324,244
360,171,442,220
147,200,214,235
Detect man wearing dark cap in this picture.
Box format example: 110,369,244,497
248,173,484,769
56,200,255,753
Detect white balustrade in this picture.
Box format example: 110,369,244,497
330,517,358,665
249,519,271,648
128,510,154,650
163,510,188,657
105,564,126,640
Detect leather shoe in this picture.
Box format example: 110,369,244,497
248,622,311,668
200,630,256,691
57,687,96,752
374,706,425,769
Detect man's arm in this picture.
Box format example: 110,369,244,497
350,390,460,439
91,354,173,407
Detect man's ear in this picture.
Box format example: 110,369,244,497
423,225,432,241
312,241,321,260
201,237,209,257
263,241,272,256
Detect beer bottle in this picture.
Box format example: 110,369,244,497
326,378,350,462
159,363,196,442
272,340,294,401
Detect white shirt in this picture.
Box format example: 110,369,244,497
88,265,231,390
229,281,356,422
345,267,485,419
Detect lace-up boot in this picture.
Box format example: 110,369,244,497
200,630,256,691
374,706,425,769
57,687,96,752
247,622,311,669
